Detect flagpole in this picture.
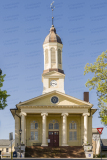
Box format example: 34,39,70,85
100,134,102,160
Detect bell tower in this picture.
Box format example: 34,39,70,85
43,26,63,71
42,3,65,94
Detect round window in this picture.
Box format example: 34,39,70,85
51,96,59,104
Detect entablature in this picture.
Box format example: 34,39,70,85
20,107,88,114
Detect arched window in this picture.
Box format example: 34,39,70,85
31,121,38,140
69,121,77,140
51,48,56,63
45,49,48,64
49,120,59,129
58,49,61,64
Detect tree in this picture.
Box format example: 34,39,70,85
84,50,107,125
0,69,10,110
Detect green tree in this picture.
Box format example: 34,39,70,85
84,50,107,125
0,70,10,110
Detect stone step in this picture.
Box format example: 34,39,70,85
25,146,85,158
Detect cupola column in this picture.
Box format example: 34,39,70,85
49,48,51,69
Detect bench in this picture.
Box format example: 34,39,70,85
33,143,41,146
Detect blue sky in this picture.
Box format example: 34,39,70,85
0,0,107,139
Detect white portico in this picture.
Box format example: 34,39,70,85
10,24,96,148
11,90,96,147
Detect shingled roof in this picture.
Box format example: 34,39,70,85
101,139,107,151
0,139,14,146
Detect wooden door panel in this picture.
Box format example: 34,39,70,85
48,131,59,147
48,131,54,147
54,131,59,147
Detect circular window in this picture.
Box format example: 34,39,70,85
51,96,59,104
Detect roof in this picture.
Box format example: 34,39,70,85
16,90,93,107
10,90,95,118
92,128,100,134
101,139,107,151
0,139,14,146
102,139,107,146
43,25,62,44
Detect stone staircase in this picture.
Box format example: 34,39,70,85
25,146,85,158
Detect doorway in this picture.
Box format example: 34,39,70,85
48,131,59,147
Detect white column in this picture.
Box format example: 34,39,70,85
41,113,48,146
83,113,90,144
20,112,27,145
61,113,68,146
56,48,58,68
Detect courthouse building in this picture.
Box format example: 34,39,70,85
11,24,96,148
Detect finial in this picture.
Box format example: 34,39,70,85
50,1,55,26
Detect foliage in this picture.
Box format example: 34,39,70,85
95,154,106,158
0,73,10,110
84,50,107,125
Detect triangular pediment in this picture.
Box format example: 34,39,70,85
17,90,93,108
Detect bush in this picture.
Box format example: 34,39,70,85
96,154,106,158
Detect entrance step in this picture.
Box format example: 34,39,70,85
25,146,85,158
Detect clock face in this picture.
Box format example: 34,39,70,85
50,80,57,87
51,96,59,104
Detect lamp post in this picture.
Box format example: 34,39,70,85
0,69,2,75
19,129,22,158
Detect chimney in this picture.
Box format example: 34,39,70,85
84,92,89,102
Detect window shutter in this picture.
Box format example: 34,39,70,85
51,48,56,63
69,131,72,140
45,49,48,64
58,49,61,64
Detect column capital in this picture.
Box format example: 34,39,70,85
82,113,90,116
20,112,27,116
41,113,48,116
61,113,68,116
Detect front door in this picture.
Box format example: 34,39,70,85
48,131,59,147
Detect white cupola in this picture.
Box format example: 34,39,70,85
42,25,65,94
43,25,64,73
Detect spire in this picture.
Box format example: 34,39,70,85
50,1,55,26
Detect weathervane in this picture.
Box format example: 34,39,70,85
50,1,55,26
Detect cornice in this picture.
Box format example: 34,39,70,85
18,105,91,109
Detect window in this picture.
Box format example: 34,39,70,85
58,49,61,64
51,48,56,63
69,122,76,129
35,131,38,140
45,49,48,64
49,120,59,130
31,121,38,140
54,123,59,129
69,121,77,141
49,123,53,129
35,123,38,129
31,131,34,140
6,148,9,152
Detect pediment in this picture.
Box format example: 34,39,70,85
17,91,93,108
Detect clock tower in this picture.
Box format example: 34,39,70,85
42,25,65,94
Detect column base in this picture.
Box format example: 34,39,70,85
41,144,48,146
62,144,69,146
